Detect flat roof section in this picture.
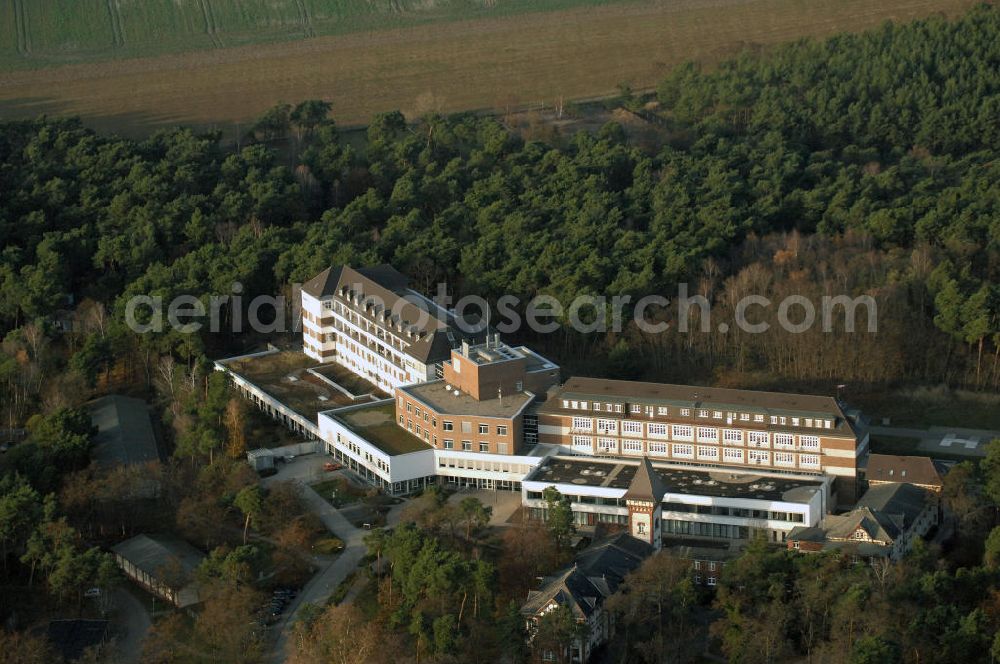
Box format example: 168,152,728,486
221,351,362,421
309,362,386,398
525,457,824,502
402,380,534,419
335,401,432,456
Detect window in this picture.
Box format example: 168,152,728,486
791,417,800,426
713,410,723,419
697,409,709,418
496,425,508,436
597,438,618,453
414,407,421,418
570,400,578,409
800,435,820,450
572,435,593,449
707,576,717,587
671,425,694,441
697,445,719,460
498,443,508,455
622,421,643,437
748,431,770,448
770,415,777,424
630,404,642,413
748,450,770,464
774,433,795,449
623,440,643,455
515,381,523,392
672,444,694,458
579,401,588,410
572,417,593,431
709,562,717,571
754,414,765,423
593,403,602,412
596,418,618,434
478,423,489,434
800,454,820,468
444,439,454,450
479,442,489,453
561,400,569,408
697,426,718,442
648,423,668,437
406,403,412,413
723,447,744,463
775,452,794,466
739,412,750,421
657,406,668,415
723,429,743,444
693,560,702,570
461,440,472,451
649,442,668,455
443,421,454,432
614,403,624,413
680,408,691,416
461,422,472,433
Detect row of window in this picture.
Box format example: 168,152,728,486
562,399,835,429
662,502,805,522
437,457,530,473
571,418,823,449
572,435,821,468
334,433,389,476
400,398,510,437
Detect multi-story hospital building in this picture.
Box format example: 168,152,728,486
220,264,870,547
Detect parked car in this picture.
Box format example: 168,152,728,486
323,462,342,472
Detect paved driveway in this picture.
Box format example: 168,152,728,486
267,482,367,663
109,586,152,664
263,454,402,663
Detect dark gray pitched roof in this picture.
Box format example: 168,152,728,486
624,457,668,503
547,376,845,415
112,534,205,586
88,395,161,467
301,264,468,364
521,533,651,620
855,482,930,530
824,507,902,543
539,377,861,438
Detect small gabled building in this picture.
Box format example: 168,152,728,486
112,534,206,608
863,453,947,493
521,533,652,663
787,482,937,561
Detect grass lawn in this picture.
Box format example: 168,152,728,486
0,0,980,138
311,478,364,508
